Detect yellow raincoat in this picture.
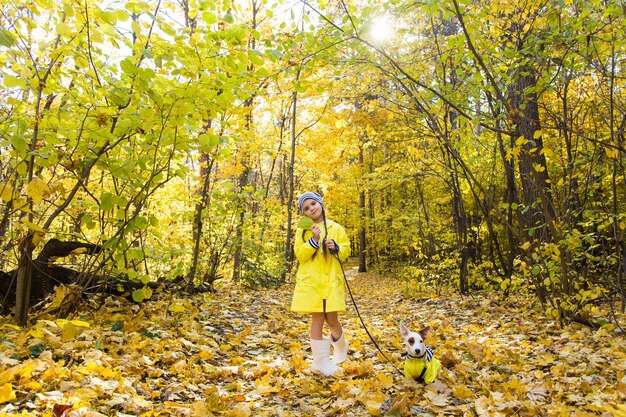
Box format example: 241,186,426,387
290,219,350,313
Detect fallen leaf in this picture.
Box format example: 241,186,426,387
67,408,107,417
452,384,474,399
527,384,548,402
424,389,449,407
0,383,16,404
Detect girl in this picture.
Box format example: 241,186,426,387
291,191,351,376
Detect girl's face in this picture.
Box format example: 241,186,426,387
302,199,323,222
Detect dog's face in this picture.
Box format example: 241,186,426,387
400,322,430,357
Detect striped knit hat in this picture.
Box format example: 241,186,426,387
297,192,324,213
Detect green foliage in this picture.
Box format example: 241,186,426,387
297,216,313,229
132,286,153,302
238,255,286,289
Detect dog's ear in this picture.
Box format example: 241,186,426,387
418,325,430,339
400,322,410,337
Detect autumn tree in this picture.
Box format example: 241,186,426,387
301,0,626,326
0,0,261,323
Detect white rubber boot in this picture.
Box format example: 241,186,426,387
331,331,349,364
310,338,338,376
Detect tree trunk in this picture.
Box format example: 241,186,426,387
183,0,204,289
607,44,626,311
488,98,518,280
15,234,35,326
415,177,436,259
560,75,582,229
231,1,260,282
187,149,213,290
358,140,367,273
509,65,556,302
447,66,470,294
448,152,470,295
232,168,248,282
284,70,301,275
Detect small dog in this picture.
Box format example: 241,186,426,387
400,322,442,384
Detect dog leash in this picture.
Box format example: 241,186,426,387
335,254,405,377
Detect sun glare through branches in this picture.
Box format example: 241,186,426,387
368,15,394,44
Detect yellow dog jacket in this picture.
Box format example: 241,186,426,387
403,346,442,384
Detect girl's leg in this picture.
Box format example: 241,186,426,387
324,312,343,341
309,312,338,376
326,311,349,365
310,313,325,339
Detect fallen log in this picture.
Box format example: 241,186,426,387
0,238,103,315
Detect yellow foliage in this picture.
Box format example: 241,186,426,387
168,303,186,313
22,379,42,391
605,147,619,159
26,177,51,204
0,384,16,404
359,390,386,415
452,384,474,399
4,362,34,384
224,403,252,417
66,408,108,417
61,322,79,342
49,285,81,309
198,349,213,360
189,402,216,417
12,197,31,213
609,404,626,417
617,375,626,398
506,147,520,161
0,184,14,202
0,268,623,416
377,373,394,389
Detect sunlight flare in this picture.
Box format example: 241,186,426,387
368,15,394,43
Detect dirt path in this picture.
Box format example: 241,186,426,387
1,266,624,416
222,266,625,416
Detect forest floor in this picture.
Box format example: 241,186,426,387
1,262,626,417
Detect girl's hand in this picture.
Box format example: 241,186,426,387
324,239,335,252
311,224,321,242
